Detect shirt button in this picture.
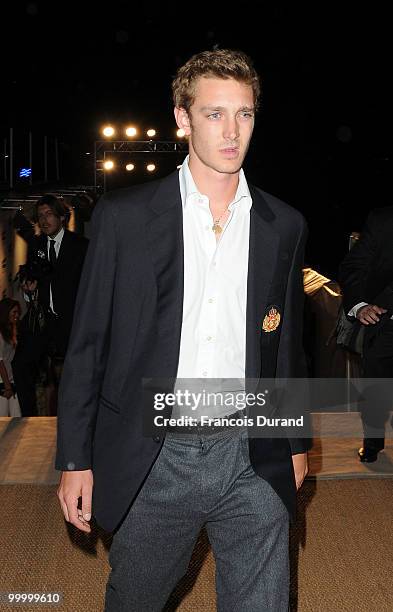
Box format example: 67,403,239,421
202,371,208,377
212,261,217,267
208,298,214,304
153,436,161,443
206,336,212,341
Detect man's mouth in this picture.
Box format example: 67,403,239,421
219,147,240,158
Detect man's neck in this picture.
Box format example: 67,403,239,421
47,227,64,240
188,157,240,212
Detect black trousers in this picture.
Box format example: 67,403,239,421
361,318,393,450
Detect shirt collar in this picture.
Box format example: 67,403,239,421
179,155,252,212
47,227,65,244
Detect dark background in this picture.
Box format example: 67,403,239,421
1,2,392,278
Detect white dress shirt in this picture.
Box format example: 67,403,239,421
348,302,368,318
47,227,64,314
173,156,252,419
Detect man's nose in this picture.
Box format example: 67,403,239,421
223,118,239,141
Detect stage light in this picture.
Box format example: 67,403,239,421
125,126,137,137
146,163,156,172
177,128,186,138
126,163,135,171
146,129,156,138
104,160,114,170
103,126,115,137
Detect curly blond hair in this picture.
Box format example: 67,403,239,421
172,49,261,112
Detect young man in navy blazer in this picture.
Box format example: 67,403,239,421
57,49,310,611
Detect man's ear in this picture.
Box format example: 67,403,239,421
174,107,191,136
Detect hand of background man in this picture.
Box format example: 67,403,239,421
57,470,94,533
3,385,14,399
357,304,387,325
292,452,308,490
21,280,38,292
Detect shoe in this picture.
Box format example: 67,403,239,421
358,446,381,463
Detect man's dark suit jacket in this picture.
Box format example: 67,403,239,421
55,171,310,532
340,207,393,313
29,229,88,354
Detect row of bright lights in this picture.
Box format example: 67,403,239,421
102,125,186,138
103,161,167,172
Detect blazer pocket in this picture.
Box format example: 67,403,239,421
99,395,120,414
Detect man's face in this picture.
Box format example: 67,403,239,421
176,77,255,176
37,204,64,237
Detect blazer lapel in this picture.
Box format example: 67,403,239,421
37,235,50,309
145,172,184,378
246,186,280,380
55,230,71,272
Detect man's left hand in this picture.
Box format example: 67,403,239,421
292,452,308,490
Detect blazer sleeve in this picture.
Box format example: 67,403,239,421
55,196,117,471
277,216,312,455
339,211,378,313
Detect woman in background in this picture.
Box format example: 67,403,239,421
0,298,21,417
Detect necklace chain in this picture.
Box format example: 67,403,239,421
212,208,229,234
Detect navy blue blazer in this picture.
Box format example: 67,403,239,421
56,171,309,531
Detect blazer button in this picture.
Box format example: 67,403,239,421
153,436,161,443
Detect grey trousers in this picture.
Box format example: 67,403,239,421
105,428,289,611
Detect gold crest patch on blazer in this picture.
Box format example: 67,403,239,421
262,307,281,333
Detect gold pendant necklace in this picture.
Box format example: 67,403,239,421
212,219,223,234
212,209,228,234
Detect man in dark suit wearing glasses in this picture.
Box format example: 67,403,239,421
13,194,88,415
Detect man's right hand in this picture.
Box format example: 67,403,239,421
357,304,387,325
57,470,93,533
21,280,38,292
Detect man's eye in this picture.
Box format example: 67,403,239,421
240,112,254,119
208,113,221,120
